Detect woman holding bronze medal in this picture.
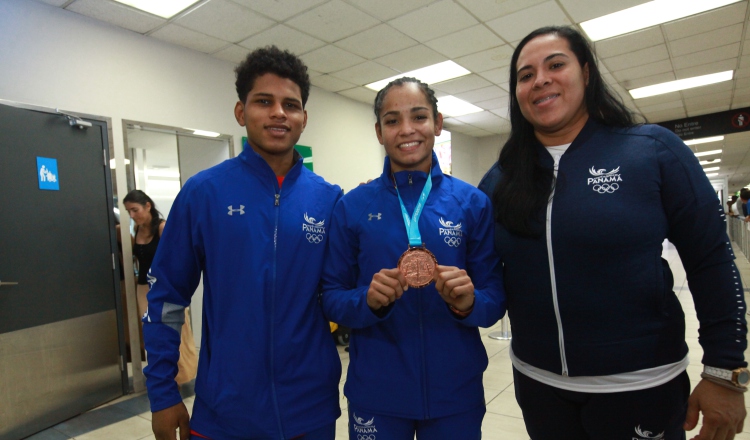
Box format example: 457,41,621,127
322,77,506,439
479,26,747,440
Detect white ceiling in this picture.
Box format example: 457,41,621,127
34,0,750,192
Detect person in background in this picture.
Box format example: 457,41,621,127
142,46,342,440
123,189,197,384
740,188,750,220
479,26,747,440
322,77,505,440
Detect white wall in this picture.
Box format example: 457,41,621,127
451,133,504,187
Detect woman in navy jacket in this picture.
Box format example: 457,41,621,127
479,26,747,440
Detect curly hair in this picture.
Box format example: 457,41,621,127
235,46,310,106
373,77,439,124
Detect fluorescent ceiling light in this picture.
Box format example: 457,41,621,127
630,71,733,99
705,173,719,177
366,61,470,91
113,0,200,18
694,149,723,157
109,158,131,169
193,130,221,137
703,167,720,172
438,96,483,117
699,159,721,165
685,136,724,145
580,0,741,41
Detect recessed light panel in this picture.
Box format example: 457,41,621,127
630,71,733,99
581,0,741,41
366,61,470,91
113,0,201,18
684,136,724,146
437,96,483,118
694,149,723,157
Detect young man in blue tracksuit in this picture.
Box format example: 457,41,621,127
322,78,506,439
143,46,342,440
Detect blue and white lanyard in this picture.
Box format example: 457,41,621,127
394,172,432,247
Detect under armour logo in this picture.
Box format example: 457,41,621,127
368,213,382,221
228,205,245,215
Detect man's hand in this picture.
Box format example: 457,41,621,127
367,268,407,310
152,402,190,440
684,379,746,440
434,265,474,312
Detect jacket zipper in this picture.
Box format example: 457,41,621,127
418,286,430,418
547,154,569,376
270,189,285,438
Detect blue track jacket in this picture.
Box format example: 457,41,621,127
322,153,506,420
143,147,342,439
479,120,747,378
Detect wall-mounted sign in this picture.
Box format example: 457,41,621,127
37,157,60,191
295,145,313,172
657,107,750,140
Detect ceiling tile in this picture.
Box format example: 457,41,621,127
485,1,571,43
373,45,448,73
176,0,274,42
455,86,506,103
558,0,649,23
66,0,165,34
676,59,738,79
741,56,750,70
620,71,675,90
736,77,750,89
230,0,328,22
455,0,548,22
335,24,417,60
310,74,355,92
733,86,750,99
735,67,750,79
36,0,68,6
612,59,673,82
337,86,378,104
345,0,435,22
643,108,687,123
593,27,664,59
489,106,510,119
687,104,731,117
680,81,734,99
632,92,683,108
238,25,325,56
432,74,492,94
285,0,379,43
212,44,251,64
329,61,399,85
150,24,228,53
454,111,499,124
388,0,477,42
601,44,669,72
636,99,684,114
732,99,750,109
424,25,504,59
672,43,740,70
669,23,743,58
300,45,365,73
455,45,514,73
663,1,747,41
463,128,495,137
477,67,510,87
474,96,509,111
684,92,732,107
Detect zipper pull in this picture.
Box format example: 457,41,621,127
408,174,413,185
275,194,280,206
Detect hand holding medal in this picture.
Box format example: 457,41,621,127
435,266,475,315
367,268,408,310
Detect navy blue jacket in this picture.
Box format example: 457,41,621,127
143,147,342,439
479,120,747,376
322,153,505,419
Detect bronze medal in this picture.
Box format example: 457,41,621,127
397,247,438,288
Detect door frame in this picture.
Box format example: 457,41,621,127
0,98,135,394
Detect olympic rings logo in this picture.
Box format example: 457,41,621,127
444,236,461,247
306,233,323,244
592,183,619,194
357,435,376,440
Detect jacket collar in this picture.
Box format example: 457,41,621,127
378,151,444,192
535,117,601,165
238,142,303,184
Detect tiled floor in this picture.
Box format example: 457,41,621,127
26,241,750,440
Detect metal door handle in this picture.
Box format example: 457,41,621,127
0,280,18,286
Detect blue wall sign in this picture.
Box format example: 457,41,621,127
37,157,60,191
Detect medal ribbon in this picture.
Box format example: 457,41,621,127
394,171,432,247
